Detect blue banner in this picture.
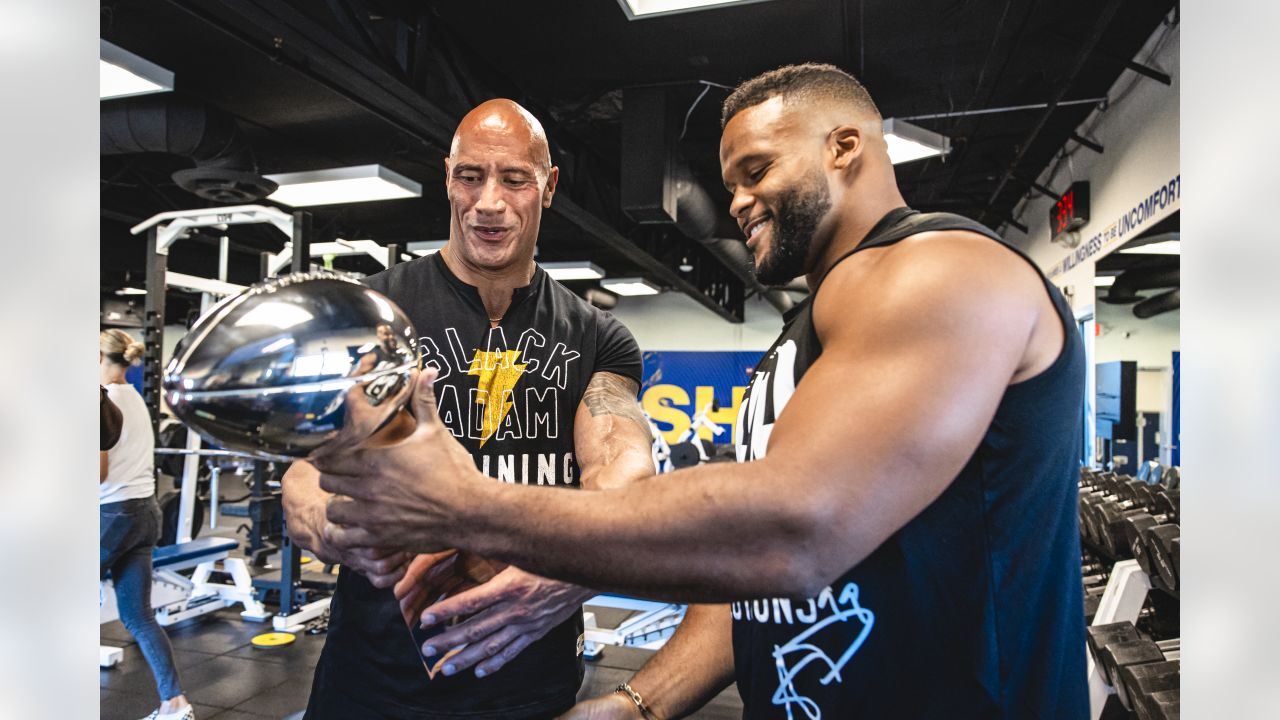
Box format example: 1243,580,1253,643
640,350,764,444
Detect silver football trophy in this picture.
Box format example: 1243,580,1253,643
163,270,419,460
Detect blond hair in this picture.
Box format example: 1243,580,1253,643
100,328,145,366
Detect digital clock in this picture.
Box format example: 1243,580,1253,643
1050,181,1090,241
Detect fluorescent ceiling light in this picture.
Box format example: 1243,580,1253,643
601,277,661,296
882,118,951,165
265,165,422,207
1094,275,1117,287
617,0,773,20
1119,240,1180,255
408,240,447,257
115,287,147,296
100,40,173,100
542,261,605,281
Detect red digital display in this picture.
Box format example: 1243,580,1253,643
1050,181,1090,241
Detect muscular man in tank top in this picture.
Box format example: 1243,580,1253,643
316,64,1088,720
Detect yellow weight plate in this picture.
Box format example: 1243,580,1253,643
251,632,296,648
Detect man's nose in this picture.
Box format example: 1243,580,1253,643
475,177,507,215
729,188,754,226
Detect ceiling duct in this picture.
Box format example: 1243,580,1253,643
672,163,794,315
1105,263,1179,318
622,87,793,315
1133,288,1179,318
101,94,277,203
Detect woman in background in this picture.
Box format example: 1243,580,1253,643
100,329,194,720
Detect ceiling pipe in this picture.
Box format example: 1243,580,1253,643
670,163,795,315
1133,288,1179,318
1105,265,1179,304
101,94,276,203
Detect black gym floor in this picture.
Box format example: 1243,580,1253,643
101,474,743,719
101,607,744,719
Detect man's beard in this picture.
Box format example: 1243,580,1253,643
754,171,832,286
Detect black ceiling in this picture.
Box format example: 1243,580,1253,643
100,0,1177,322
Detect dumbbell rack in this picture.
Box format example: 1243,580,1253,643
1087,560,1158,719
1079,468,1180,719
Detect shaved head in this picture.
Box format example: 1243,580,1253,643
450,99,552,178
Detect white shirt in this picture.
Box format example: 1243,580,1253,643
101,383,156,504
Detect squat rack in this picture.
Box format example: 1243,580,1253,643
128,204,404,629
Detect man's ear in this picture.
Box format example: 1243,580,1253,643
543,166,560,208
829,125,864,170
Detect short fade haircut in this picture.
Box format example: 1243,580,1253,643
721,63,881,129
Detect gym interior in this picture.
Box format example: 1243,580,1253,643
88,1,1195,718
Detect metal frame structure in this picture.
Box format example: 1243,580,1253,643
100,537,269,668
129,203,409,629
582,595,688,659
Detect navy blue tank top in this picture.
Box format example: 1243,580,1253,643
731,208,1088,719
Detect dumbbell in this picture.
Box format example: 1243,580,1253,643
1137,688,1179,720
1106,638,1178,710
1088,622,1180,712
1122,491,1178,562
1124,512,1180,592
1121,657,1179,719
1080,482,1131,548
1146,524,1180,593
1091,481,1160,557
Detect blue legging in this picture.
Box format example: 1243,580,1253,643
101,497,183,700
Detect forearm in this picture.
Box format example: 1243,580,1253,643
281,461,334,557
456,457,825,602
627,603,735,719
578,430,655,491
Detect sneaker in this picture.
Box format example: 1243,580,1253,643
138,706,195,720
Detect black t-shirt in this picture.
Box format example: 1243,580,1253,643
731,208,1089,719
305,252,642,720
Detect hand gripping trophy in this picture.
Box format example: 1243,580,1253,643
163,270,501,678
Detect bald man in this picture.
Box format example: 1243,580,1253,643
284,99,654,719
313,65,1091,718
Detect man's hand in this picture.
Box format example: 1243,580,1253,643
282,459,413,588
413,566,595,678
317,367,479,554
556,694,643,719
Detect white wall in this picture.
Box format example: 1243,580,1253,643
1009,18,1180,305
1005,15,1179,466
607,291,784,351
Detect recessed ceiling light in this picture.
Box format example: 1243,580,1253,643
1094,275,1117,287
542,261,606,281
114,286,147,296
265,165,422,207
1119,240,1180,255
601,277,661,296
100,40,174,100
617,0,774,20
882,118,951,165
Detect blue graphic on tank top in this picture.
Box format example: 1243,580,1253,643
769,583,875,720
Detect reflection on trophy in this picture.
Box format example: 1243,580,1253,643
163,270,418,460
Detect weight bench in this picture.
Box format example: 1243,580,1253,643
100,536,269,668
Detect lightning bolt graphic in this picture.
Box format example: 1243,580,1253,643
468,349,527,448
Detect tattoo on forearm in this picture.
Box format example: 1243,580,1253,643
583,373,649,431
